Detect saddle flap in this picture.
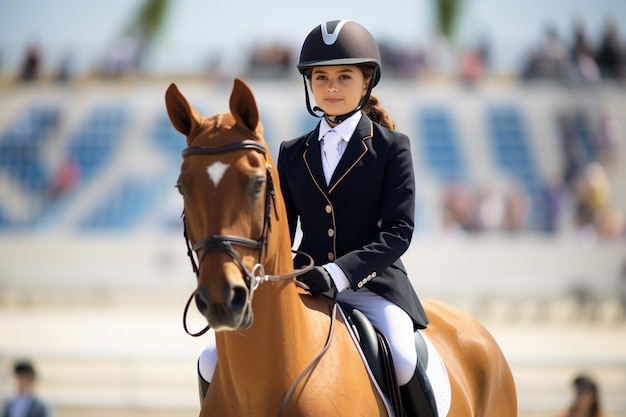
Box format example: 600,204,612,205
340,302,445,417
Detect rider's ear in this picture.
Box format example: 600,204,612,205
230,78,260,134
165,83,202,137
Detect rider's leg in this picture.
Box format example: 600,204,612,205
337,288,416,384
197,333,217,403
337,288,438,416
197,359,210,404
399,367,438,417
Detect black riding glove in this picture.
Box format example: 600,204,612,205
298,266,333,297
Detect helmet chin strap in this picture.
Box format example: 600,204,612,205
319,108,358,125
302,75,375,125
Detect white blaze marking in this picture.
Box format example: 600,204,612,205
207,161,230,187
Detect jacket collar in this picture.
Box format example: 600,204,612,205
317,112,361,144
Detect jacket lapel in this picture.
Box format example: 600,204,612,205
302,127,328,192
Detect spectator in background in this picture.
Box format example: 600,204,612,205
247,42,293,79
558,110,591,188
568,18,600,84
1,359,52,417
55,48,78,83
538,174,566,235
470,185,505,233
18,41,42,82
441,182,474,234
573,162,611,235
503,183,529,233
457,44,484,88
101,35,140,78
45,157,81,201
594,111,624,170
556,374,602,417
521,24,569,80
595,205,625,240
595,17,625,80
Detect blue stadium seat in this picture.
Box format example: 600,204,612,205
416,105,466,183
151,111,186,159
486,104,541,226
77,175,167,231
0,104,61,193
67,105,130,182
486,104,540,188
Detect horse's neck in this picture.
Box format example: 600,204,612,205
216,202,313,378
215,281,312,394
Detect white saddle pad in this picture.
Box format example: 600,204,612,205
419,330,452,416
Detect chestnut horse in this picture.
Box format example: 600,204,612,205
165,78,517,417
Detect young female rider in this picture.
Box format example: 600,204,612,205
198,20,437,416
277,20,436,416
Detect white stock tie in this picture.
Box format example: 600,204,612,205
323,130,342,170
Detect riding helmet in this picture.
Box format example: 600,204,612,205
298,20,381,87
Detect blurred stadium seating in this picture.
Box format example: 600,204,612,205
0,80,623,235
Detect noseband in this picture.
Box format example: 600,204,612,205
180,139,313,336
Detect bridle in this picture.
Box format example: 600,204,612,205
180,139,314,337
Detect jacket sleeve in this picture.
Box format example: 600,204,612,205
277,141,299,244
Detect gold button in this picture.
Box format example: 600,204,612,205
327,228,334,237
327,253,335,261
325,205,332,213
372,272,377,278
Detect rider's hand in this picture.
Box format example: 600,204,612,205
298,266,333,297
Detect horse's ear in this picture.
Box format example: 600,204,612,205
165,83,201,136
230,78,260,133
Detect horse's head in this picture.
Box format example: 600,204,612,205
166,79,273,331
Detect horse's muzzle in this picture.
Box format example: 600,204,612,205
195,284,253,331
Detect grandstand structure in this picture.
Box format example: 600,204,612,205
1,80,625,233
0,78,625,416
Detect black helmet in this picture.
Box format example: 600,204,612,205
298,20,381,87
298,20,381,122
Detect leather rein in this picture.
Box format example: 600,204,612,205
180,139,314,337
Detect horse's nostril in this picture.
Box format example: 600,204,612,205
195,290,209,314
229,286,248,312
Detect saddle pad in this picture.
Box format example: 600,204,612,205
420,330,452,416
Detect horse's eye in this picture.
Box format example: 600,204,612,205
250,177,265,197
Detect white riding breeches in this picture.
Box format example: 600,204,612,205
336,287,417,385
198,288,417,386
198,330,217,383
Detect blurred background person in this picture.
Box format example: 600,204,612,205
1,360,52,417
556,374,602,417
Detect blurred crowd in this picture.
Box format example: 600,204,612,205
4,16,625,84
521,17,626,84
438,106,624,241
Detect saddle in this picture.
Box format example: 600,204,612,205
340,303,437,417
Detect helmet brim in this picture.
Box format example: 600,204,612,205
297,58,380,74
298,59,381,88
